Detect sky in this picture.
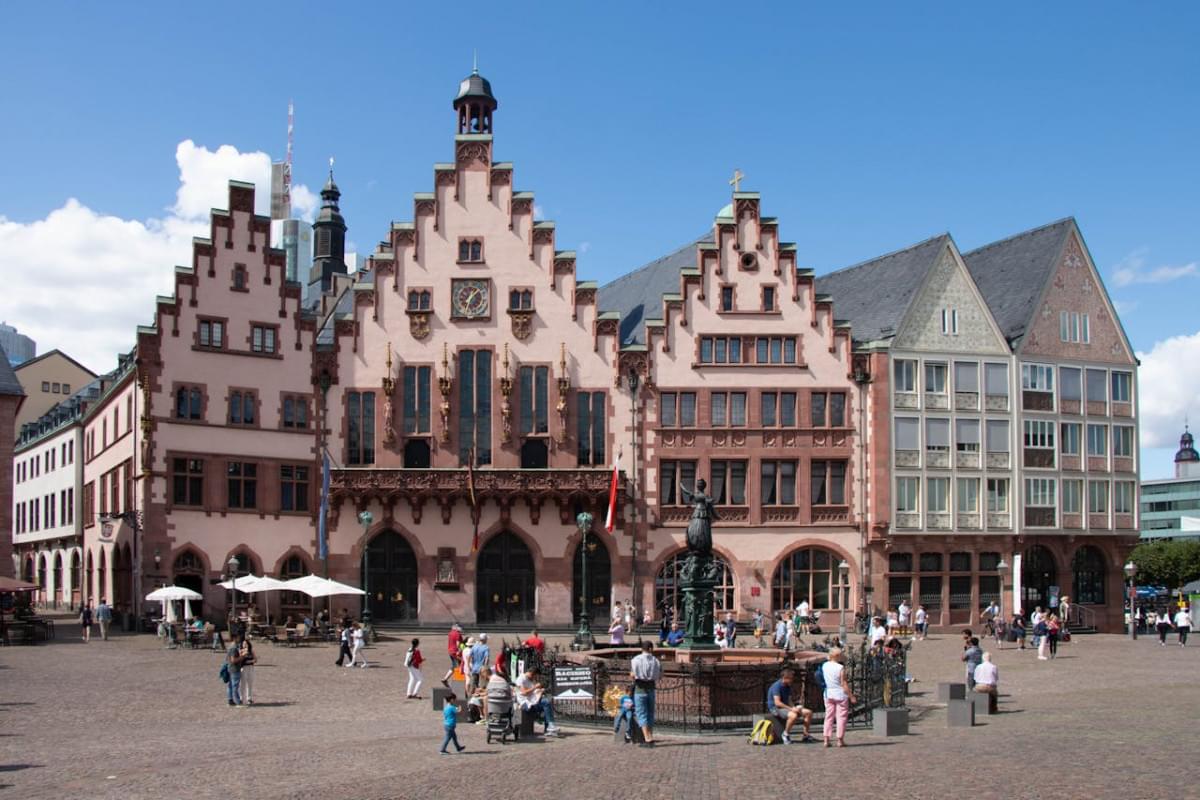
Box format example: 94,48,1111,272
0,2,1197,477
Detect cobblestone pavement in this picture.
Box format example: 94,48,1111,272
1,622,1195,800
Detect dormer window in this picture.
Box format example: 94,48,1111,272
509,289,533,311
940,308,959,335
458,238,484,263
407,290,432,311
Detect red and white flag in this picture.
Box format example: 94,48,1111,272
604,451,621,532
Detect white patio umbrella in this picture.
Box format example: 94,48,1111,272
241,576,289,623
281,575,365,598
145,585,203,623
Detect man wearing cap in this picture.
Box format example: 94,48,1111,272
468,633,490,693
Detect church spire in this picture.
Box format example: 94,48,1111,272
308,157,348,295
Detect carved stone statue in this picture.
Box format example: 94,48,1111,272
679,479,719,556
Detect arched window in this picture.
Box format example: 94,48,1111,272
772,546,850,612
655,552,735,616
1071,546,1106,605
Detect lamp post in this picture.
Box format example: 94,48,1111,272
1124,561,1137,640
358,510,375,623
997,558,1009,627
838,559,850,645
628,368,640,620
227,555,239,633
575,512,595,650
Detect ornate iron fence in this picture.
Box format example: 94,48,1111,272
541,641,909,733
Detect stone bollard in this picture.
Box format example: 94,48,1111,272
872,707,909,737
947,698,975,727
971,690,996,716
937,682,967,702
432,687,453,710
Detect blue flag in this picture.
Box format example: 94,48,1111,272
318,451,330,560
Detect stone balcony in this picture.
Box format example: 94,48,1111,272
985,451,1010,470
955,450,980,469
955,392,979,411
895,512,921,530
986,512,1011,530
895,392,919,410
927,512,952,530
925,393,949,410
984,394,1009,411
926,449,950,468
956,512,982,530
896,450,921,468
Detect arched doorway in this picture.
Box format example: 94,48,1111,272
113,545,132,611
655,552,735,619
771,546,850,613
572,534,611,625
70,550,81,608
97,549,107,602
173,550,206,596
36,554,48,606
365,531,419,621
1071,546,1106,606
1022,546,1057,614
476,531,535,623
52,553,63,609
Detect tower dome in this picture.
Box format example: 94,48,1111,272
453,66,498,135
1176,425,1200,478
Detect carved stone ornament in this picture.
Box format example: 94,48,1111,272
382,393,396,447
490,169,511,186
415,200,436,217
616,350,649,389
510,311,534,341
500,396,512,443
511,198,532,214
735,198,758,220
533,228,555,244
409,312,431,341
394,229,415,246
436,170,457,186
456,141,490,168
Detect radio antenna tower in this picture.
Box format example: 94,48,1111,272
283,100,294,216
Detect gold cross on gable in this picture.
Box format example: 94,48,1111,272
729,168,744,192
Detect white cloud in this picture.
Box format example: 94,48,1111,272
533,204,545,220
291,184,318,222
1112,247,1198,287
1137,330,1200,448
0,140,314,374
578,241,592,254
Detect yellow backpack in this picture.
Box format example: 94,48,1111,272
749,718,776,745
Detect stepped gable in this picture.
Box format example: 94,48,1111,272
598,234,713,346
814,235,949,345
961,218,1074,346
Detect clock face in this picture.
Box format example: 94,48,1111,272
452,279,490,319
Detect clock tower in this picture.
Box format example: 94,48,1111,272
307,166,348,298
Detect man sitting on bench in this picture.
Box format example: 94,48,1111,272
515,666,560,736
766,668,814,744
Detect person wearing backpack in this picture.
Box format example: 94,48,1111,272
405,638,425,699
765,668,814,744
225,637,244,706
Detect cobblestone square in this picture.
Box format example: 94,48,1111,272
1,624,1195,800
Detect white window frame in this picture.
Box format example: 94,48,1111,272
1025,478,1057,508
1060,422,1081,456
1062,479,1083,514
1024,419,1056,449
1111,371,1132,403
924,362,948,395
1113,425,1134,458
894,360,917,394
986,478,1009,513
956,478,980,513
927,477,950,513
941,308,959,336
1114,481,1135,514
1086,424,1108,457
1088,480,1109,514
896,477,920,513
1021,363,1055,392
955,418,980,453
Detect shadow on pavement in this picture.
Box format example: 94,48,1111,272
0,765,43,773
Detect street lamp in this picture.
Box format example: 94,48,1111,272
227,555,240,632
628,368,640,620
997,559,1009,647
837,559,850,645
1124,561,1138,640
575,512,596,650
358,510,374,623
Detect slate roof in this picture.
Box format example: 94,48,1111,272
598,234,712,346
814,235,950,344
962,218,1074,344
0,344,25,396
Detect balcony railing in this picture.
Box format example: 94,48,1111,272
955,392,979,411
895,392,919,410
925,393,949,410
986,451,1010,469
986,512,1011,529
1023,391,1053,412
1061,454,1082,472
1112,401,1133,418
895,512,921,530
984,394,1009,411
1088,513,1110,530
1023,448,1055,468
927,512,952,530
1086,401,1108,416
1062,512,1084,530
955,450,981,469
1087,456,1109,472
1113,456,1135,474
895,450,921,468
926,449,950,468
1060,399,1081,416
1024,507,1056,527
956,512,982,530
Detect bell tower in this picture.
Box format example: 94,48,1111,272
307,162,348,298
453,64,498,135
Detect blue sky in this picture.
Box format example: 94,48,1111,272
1,2,1197,476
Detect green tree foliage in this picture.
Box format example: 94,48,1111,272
1130,540,1200,590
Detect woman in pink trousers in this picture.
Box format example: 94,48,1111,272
821,648,857,748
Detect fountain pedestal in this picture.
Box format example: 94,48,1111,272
679,553,720,652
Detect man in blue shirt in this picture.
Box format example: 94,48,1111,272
468,633,490,693
766,668,813,744
665,622,684,647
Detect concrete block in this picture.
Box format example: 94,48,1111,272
947,698,975,727
872,707,909,737
514,706,538,740
937,682,967,702
971,690,997,715
432,687,453,710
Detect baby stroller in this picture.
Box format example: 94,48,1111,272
485,676,518,744
808,610,823,635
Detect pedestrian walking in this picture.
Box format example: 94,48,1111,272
725,610,737,648
1034,616,1050,660
1011,615,1027,650
439,692,466,754
1174,606,1192,646
468,633,490,692
1046,614,1061,659
821,647,855,748
914,605,927,640
96,598,113,641
239,635,257,705
752,609,765,648
898,601,911,635
405,638,425,698
335,624,352,666
609,617,626,645
225,637,244,706
442,622,463,686
774,613,788,649
629,640,661,747
80,601,94,643
963,637,983,688
349,622,368,667
1156,610,1173,645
